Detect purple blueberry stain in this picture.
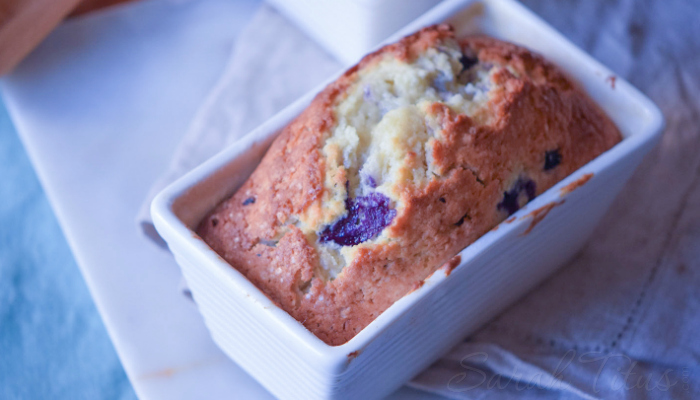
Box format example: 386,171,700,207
433,72,449,92
365,175,378,189
363,86,374,102
454,212,470,227
462,62,494,87
497,177,536,216
319,192,397,247
459,54,478,72
432,71,454,101
242,197,255,206
544,149,562,171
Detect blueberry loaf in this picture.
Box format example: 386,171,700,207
197,25,621,345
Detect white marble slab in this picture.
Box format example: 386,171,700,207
0,0,441,398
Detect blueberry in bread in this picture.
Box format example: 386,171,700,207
197,24,621,345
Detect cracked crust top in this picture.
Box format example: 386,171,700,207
196,25,621,345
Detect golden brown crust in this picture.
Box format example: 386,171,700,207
197,26,621,345
560,172,595,195
521,200,566,236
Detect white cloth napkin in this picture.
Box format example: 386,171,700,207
138,1,700,398
136,4,341,245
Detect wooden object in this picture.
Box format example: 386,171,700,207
0,0,134,75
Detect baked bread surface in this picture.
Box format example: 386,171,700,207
197,25,621,345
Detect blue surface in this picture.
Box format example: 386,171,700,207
0,100,137,399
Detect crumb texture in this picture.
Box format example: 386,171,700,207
197,25,622,345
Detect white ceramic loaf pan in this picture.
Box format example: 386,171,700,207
151,0,665,398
